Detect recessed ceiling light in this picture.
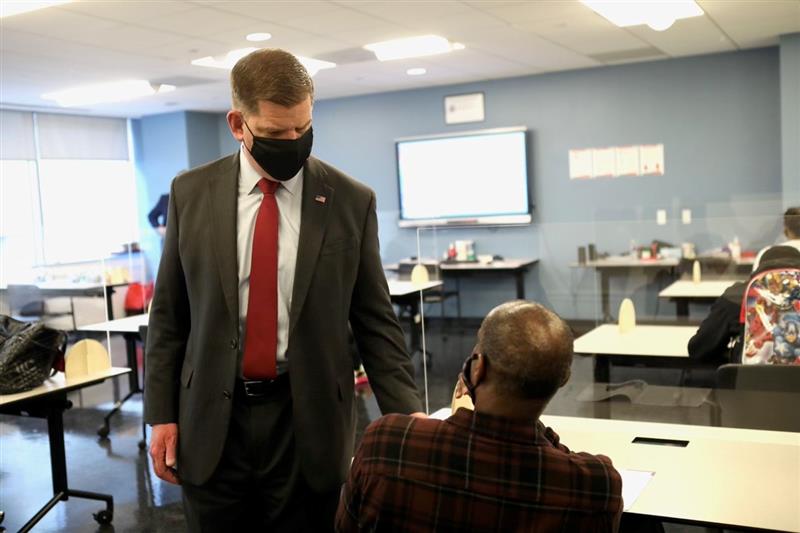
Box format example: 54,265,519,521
407,68,427,76
246,32,272,42
0,0,72,18
364,35,464,61
580,0,703,32
191,48,335,76
42,80,175,107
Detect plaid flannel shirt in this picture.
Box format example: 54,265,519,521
336,408,622,532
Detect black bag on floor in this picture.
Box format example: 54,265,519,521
0,315,67,394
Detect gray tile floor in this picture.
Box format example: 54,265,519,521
0,323,734,532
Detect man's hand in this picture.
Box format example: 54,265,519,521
150,423,180,484
409,411,428,418
156,226,167,237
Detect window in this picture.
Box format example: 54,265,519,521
0,110,137,281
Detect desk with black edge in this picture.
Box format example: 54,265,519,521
33,281,129,321
438,258,538,301
658,279,739,317
573,324,700,382
430,407,799,532
79,314,149,442
572,257,680,321
0,367,131,532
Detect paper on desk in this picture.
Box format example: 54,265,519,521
619,469,654,511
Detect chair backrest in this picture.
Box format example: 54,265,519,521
397,261,441,281
715,364,800,431
716,363,800,392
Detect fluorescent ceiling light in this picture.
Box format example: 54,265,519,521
406,68,427,76
581,0,703,31
192,47,335,76
0,0,72,18
42,80,175,107
364,35,464,61
246,32,272,42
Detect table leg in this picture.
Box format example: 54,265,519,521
104,287,115,320
600,269,612,322
515,270,525,299
17,396,114,532
98,332,143,439
676,300,690,318
594,356,611,383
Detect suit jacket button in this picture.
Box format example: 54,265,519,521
223,390,231,400
230,339,237,349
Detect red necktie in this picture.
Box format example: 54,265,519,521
242,178,280,380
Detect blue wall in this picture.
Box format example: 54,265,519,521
780,33,800,208
310,48,783,319
134,47,789,320
132,111,222,276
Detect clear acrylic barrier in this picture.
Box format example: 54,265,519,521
404,210,800,433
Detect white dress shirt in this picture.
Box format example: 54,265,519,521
237,145,303,366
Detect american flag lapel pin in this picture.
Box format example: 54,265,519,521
314,194,327,204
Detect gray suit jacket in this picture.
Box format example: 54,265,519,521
144,153,422,490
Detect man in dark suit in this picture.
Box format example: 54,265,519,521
145,49,423,532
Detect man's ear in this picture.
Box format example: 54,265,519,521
472,353,488,385
227,110,245,142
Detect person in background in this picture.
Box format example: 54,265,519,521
336,300,623,533
689,245,800,363
147,193,169,237
145,49,423,532
753,207,800,270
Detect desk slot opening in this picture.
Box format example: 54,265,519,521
632,436,689,447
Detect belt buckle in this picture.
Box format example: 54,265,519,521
243,380,265,397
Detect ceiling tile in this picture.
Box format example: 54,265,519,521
467,0,590,24
137,7,256,38
515,13,651,55
58,1,195,23
1,7,118,41
625,16,737,57
201,0,342,23
465,27,599,70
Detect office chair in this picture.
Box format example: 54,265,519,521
713,364,800,432
6,284,77,330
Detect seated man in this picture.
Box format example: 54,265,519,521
689,245,800,363
753,206,800,270
336,301,623,532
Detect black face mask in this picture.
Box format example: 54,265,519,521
244,121,313,181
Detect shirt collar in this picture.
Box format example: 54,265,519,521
445,407,549,446
238,144,302,196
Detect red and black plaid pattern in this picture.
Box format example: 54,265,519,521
336,408,622,532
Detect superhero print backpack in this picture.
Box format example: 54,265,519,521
740,267,800,364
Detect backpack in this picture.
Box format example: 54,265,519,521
740,267,800,365
0,315,67,394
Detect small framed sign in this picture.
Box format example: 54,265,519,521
444,92,485,124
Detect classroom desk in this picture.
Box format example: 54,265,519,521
79,313,148,441
572,257,680,321
573,324,699,381
0,368,131,532
439,258,538,300
430,408,800,532
34,281,128,321
658,279,738,317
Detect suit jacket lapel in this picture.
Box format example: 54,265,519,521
290,156,333,334
209,153,240,322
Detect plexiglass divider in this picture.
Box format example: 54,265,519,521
398,211,799,432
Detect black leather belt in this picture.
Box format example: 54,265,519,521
235,373,289,399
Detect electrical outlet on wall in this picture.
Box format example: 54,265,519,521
657,209,667,226
682,209,692,224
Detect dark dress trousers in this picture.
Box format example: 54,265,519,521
144,153,422,491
